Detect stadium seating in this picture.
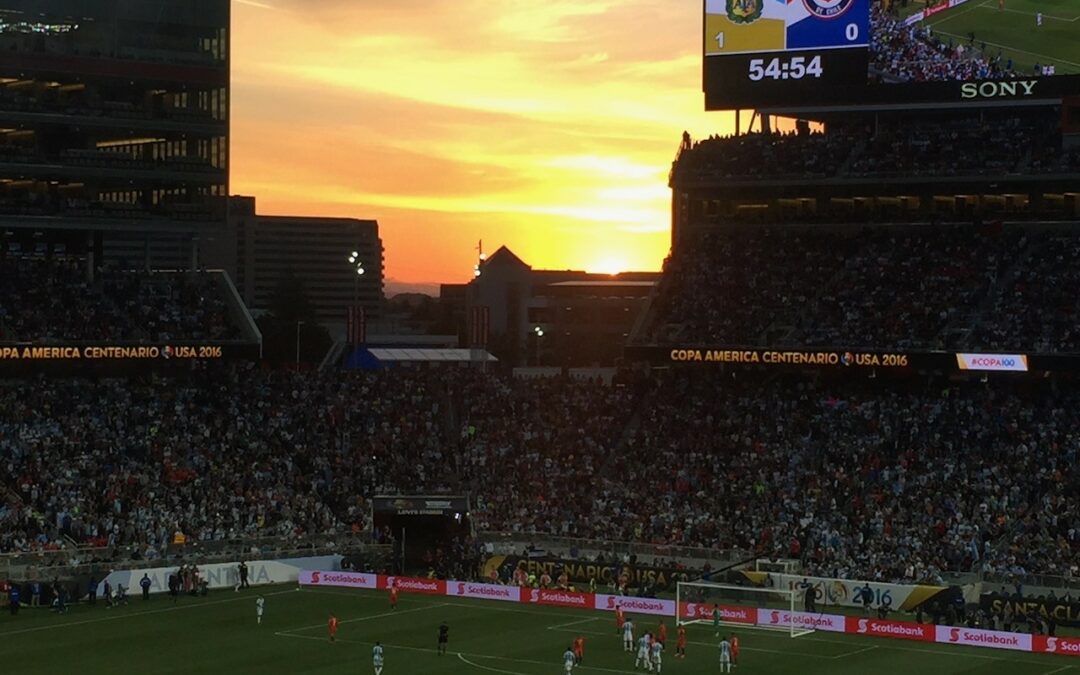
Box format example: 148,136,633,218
645,224,1080,352
2,367,1076,586
0,259,241,342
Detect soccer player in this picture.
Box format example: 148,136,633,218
657,620,668,647
635,632,651,671
731,633,740,667
573,635,585,665
622,618,635,652
255,595,265,625
650,637,664,673
389,581,399,611
616,604,626,634
328,612,339,642
712,605,721,637
676,624,687,659
563,645,576,673
437,621,450,656
719,636,732,673
373,641,385,675
1037,11,1043,27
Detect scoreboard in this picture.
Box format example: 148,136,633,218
703,0,1080,111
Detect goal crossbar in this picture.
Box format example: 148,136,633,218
676,580,815,638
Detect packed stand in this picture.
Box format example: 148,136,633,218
0,258,241,342
647,224,1079,351
670,130,858,183
609,373,1080,583
2,368,1078,585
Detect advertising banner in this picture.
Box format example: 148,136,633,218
449,581,521,603
299,569,378,590
935,626,1033,652
594,594,676,617
956,353,1029,372
757,608,846,633
483,555,684,590
846,617,935,642
748,572,951,611
980,594,1080,628
382,576,446,595
523,588,593,609
679,602,756,624
1034,636,1080,657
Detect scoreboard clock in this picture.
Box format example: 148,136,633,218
702,0,1080,111
704,0,869,109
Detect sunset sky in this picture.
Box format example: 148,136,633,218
229,0,736,286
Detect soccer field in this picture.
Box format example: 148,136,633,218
0,585,1077,675
914,0,1080,74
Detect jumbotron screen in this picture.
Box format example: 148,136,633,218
704,0,1080,110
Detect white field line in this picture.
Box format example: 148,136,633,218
282,602,443,633
833,644,879,659
546,616,602,631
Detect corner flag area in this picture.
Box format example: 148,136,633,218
910,0,1080,74
1,584,1077,674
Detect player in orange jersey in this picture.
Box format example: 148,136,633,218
676,624,687,658
658,619,668,647
389,581,399,610
328,612,339,642
615,603,625,634
573,635,585,664
731,633,740,666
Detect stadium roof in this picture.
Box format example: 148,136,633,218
367,348,498,363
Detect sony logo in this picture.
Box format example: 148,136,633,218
961,80,1037,100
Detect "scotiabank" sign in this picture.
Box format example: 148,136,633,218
595,594,675,616
1034,637,1080,657
846,617,934,642
525,588,592,608
679,602,755,624
758,609,845,633
383,576,446,595
451,582,520,603
299,570,378,589
935,626,1032,651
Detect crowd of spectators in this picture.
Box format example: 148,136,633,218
0,258,241,342
870,1,1007,83
2,365,1077,585
673,114,1071,184
647,223,1080,352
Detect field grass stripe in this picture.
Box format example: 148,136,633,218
0,587,298,637
1041,666,1074,675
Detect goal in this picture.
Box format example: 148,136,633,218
676,580,815,638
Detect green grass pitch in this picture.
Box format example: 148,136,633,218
898,0,1080,75
1,584,1078,674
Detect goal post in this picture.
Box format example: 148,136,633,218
676,580,815,638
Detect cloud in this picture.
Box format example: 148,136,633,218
231,0,732,282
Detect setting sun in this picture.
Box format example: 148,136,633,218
586,256,629,275
229,0,734,285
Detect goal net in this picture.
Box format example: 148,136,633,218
676,580,815,638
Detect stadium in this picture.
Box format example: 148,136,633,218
1,0,1080,674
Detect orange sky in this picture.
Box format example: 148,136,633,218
229,0,736,285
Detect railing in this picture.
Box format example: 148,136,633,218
1,532,389,581
477,531,751,568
